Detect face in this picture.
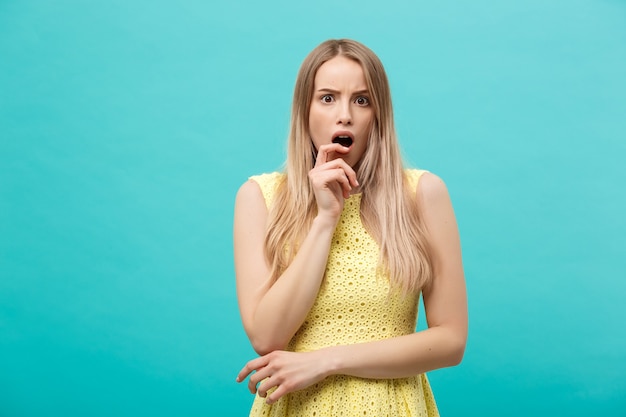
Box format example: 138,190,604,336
308,55,374,167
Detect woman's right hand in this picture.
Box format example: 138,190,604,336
308,143,359,222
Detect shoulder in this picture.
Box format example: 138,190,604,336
412,171,457,234
404,168,428,189
404,168,446,195
238,172,285,208
416,171,449,199
403,169,452,209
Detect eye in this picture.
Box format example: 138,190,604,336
355,96,370,106
321,94,334,103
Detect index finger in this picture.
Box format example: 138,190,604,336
314,143,349,167
236,356,265,382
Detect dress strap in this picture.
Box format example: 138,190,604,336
249,172,285,208
405,169,428,193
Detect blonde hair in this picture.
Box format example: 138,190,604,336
265,39,433,294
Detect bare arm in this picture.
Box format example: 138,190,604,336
237,172,467,403
235,144,358,355
324,172,468,377
234,180,337,355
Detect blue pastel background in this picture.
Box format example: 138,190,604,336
1,1,625,415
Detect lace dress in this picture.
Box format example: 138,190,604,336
248,170,439,417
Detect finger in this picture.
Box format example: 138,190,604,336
248,374,258,394
265,383,290,405
257,376,277,398
318,157,359,188
236,366,252,383
329,168,352,198
333,159,358,188
310,166,349,188
235,362,255,383
236,356,267,383
311,169,351,199
248,367,273,394
314,143,349,167
318,142,350,155
314,146,330,167
345,165,359,188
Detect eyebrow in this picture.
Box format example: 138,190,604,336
316,88,370,95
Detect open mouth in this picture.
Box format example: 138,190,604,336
332,135,353,148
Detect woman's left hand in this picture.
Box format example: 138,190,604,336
236,350,330,404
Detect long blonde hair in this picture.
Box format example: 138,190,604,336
265,39,433,294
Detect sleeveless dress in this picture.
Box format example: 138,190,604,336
248,169,439,417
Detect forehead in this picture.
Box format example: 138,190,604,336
314,56,367,89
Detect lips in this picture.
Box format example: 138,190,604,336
331,133,354,148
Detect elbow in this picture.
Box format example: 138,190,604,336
252,343,279,357
243,318,291,356
249,334,288,356
446,335,466,367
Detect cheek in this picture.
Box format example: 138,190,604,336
308,124,322,150
308,109,328,142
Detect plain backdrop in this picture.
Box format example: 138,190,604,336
1,0,625,416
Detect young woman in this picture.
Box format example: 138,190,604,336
234,39,467,417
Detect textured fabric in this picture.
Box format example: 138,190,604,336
247,170,438,417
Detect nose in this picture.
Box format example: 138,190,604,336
336,101,352,125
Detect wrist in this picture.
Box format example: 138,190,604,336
312,213,339,230
319,345,344,378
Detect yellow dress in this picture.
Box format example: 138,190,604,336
248,169,439,417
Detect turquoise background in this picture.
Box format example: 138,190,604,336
1,0,625,415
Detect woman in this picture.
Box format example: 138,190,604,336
234,39,467,417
